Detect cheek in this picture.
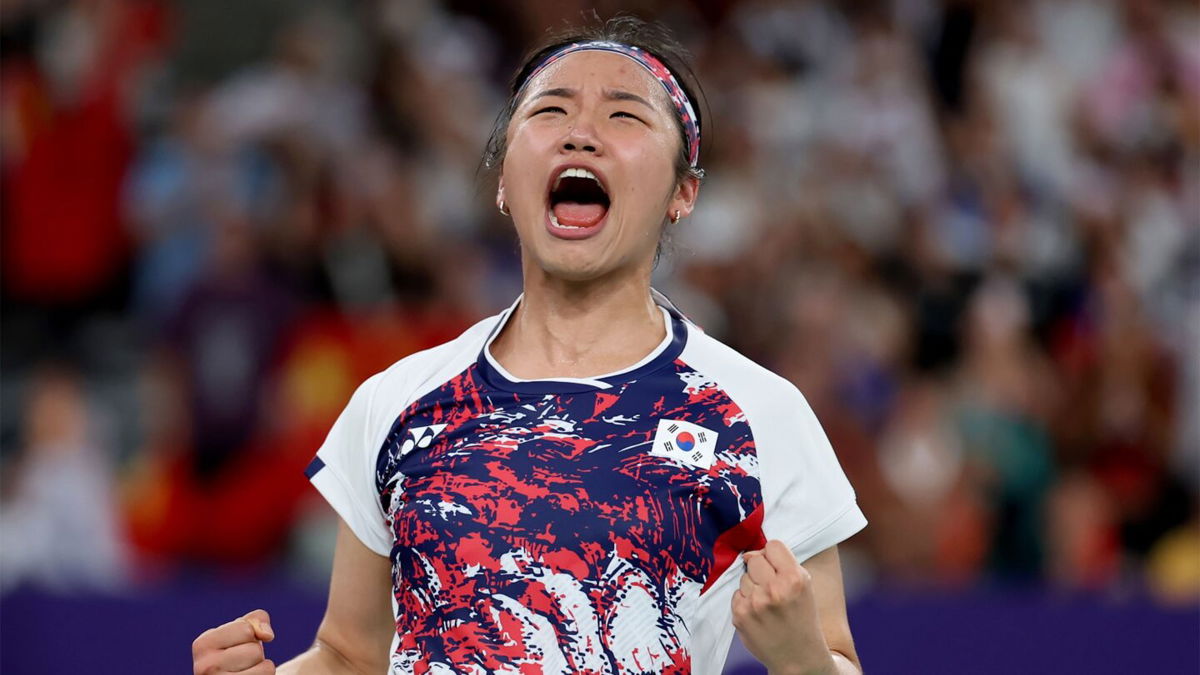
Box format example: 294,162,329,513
617,148,677,210
507,115,561,155
500,144,540,202
502,123,556,186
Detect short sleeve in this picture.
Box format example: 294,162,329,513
759,386,867,564
306,373,393,557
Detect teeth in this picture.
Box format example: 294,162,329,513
548,210,583,229
552,167,603,192
548,167,605,230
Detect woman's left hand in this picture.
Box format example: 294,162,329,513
731,540,838,675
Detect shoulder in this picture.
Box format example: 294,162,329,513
678,323,805,413
349,313,499,422
381,314,495,383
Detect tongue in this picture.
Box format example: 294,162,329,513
552,201,607,228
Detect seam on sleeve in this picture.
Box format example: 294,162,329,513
780,500,866,562
312,458,392,557
362,373,389,497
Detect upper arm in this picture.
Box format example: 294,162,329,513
313,517,394,673
753,383,866,563
802,544,862,671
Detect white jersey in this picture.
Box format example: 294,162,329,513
308,291,866,674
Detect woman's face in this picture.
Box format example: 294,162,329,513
499,50,698,283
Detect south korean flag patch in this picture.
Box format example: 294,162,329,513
650,419,718,470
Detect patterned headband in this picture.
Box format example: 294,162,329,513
518,40,701,169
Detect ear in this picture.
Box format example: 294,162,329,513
668,175,700,223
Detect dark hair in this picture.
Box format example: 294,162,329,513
482,15,707,186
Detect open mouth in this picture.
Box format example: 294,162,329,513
548,167,610,231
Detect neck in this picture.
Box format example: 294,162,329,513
490,265,666,380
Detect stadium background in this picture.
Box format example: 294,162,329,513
1,0,1197,672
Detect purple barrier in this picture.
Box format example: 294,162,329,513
844,588,1199,675
1,582,1196,674
0,579,325,675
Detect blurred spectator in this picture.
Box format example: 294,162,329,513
1145,512,1200,604
1045,470,1120,589
875,378,988,586
954,275,1057,579
1,1,166,351
161,217,297,480
123,86,224,324
0,0,1195,603
0,365,130,592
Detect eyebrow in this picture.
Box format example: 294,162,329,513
529,87,656,111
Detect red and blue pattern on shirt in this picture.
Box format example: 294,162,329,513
373,358,764,674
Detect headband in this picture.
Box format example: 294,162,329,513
518,40,701,169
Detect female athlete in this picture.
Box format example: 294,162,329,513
193,16,866,675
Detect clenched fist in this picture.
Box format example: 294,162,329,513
732,540,837,675
192,609,276,675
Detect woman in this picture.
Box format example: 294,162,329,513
193,17,865,675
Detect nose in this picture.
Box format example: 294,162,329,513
561,122,602,156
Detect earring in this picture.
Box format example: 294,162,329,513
670,209,681,224
499,200,509,216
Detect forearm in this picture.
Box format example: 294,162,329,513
277,638,378,675
830,649,863,675
769,649,862,675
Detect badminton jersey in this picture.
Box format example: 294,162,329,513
307,291,866,675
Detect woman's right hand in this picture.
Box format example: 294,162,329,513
192,609,276,675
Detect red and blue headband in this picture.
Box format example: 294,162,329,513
518,40,701,169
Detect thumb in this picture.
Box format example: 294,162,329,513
241,610,275,642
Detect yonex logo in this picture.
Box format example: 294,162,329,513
400,424,448,455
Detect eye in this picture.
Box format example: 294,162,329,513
534,106,566,116
611,111,643,122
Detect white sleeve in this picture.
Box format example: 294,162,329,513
759,386,867,564
306,372,393,557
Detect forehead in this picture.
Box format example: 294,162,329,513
522,50,670,109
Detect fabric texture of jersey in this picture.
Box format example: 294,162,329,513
307,291,867,675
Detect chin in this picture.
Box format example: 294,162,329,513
518,224,650,284
536,256,612,283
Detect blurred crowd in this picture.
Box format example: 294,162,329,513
1,0,1197,604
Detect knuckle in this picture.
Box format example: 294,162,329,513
751,594,771,614
790,569,806,586
796,565,812,585
746,565,768,585
193,646,216,673
731,602,749,625
193,627,219,648
770,580,795,603
787,572,806,592
233,641,264,665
